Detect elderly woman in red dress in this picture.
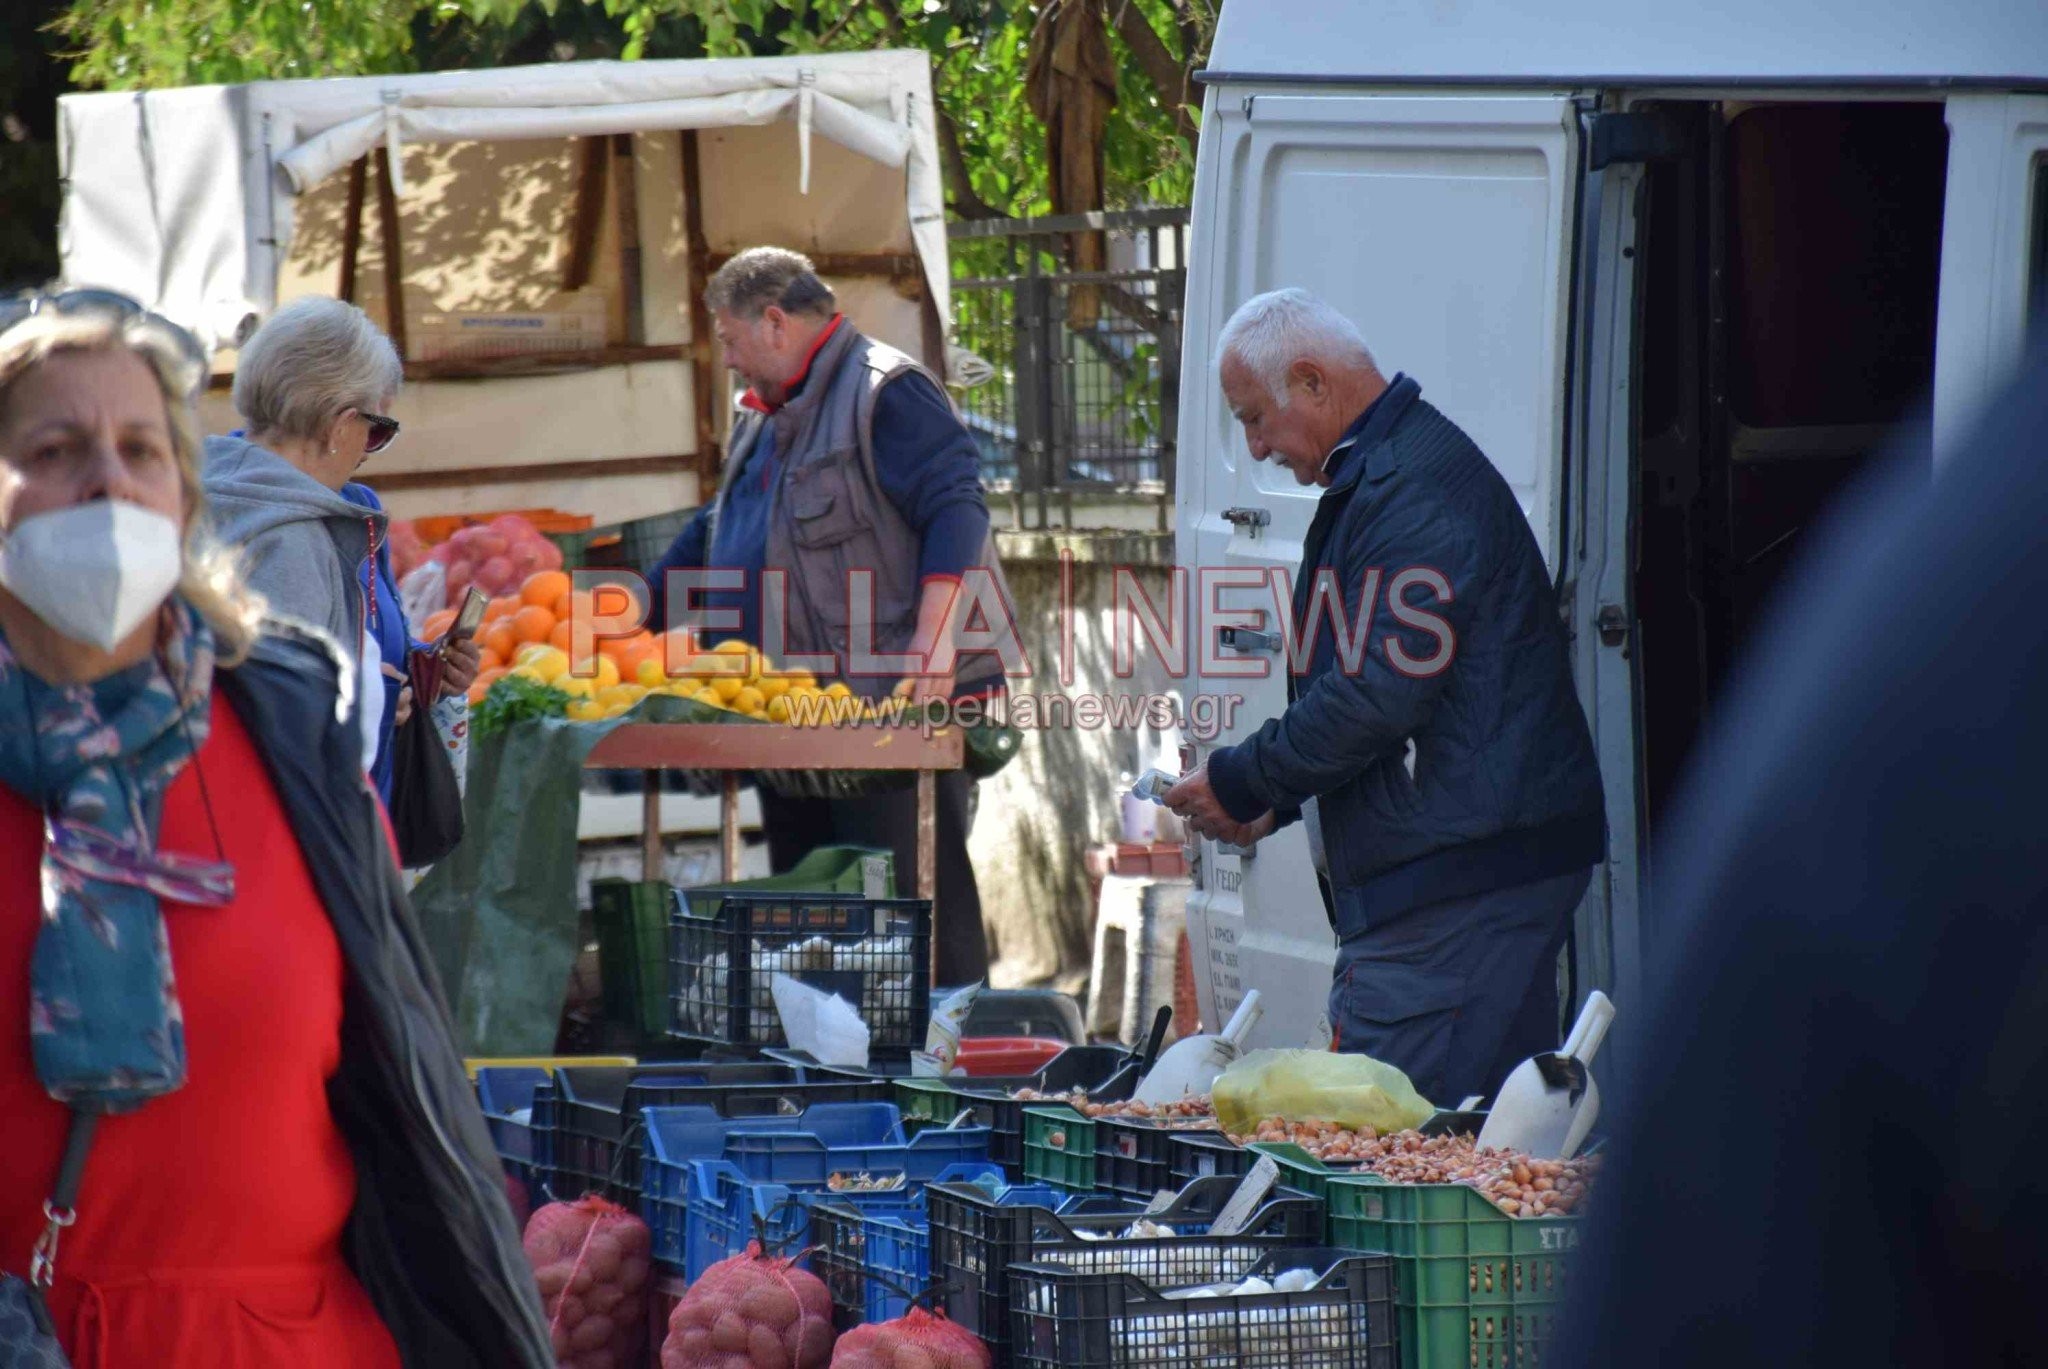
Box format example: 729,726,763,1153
0,292,550,1368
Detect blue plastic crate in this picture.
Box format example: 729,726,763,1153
528,1062,886,1204
474,1066,550,1208
809,1175,1073,1329
642,1100,990,1188
665,1159,1005,1281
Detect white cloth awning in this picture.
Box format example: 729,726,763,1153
277,79,913,197
57,52,950,351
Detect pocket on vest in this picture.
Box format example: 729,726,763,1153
787,455,874,629
789,459,867,546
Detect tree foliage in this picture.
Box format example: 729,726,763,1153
54,0,1214,217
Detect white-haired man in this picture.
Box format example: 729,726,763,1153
1165,288,1606,1106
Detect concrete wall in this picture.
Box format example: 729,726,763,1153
971,532,1179,989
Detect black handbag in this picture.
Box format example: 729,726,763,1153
389,651,465,869
0,1114,96,1368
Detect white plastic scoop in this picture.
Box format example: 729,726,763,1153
1476,990,1614,1159
1132,990,1263,1104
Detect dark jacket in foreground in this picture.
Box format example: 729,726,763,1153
1559,358,2048,1363
1208,376,1604,929
220,621,552,1368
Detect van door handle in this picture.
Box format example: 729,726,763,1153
1218,626,1282,654
1221,507,1270,536
1596,604,1630,649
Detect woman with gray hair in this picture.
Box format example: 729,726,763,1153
203,296,477,803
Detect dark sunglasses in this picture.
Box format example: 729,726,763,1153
359,411,402,454
0,288,209,396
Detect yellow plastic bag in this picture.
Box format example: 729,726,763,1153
1212,1048,1435,1136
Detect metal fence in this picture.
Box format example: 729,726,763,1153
948,210,1187,529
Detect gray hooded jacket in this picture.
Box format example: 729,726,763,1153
202,435,381,652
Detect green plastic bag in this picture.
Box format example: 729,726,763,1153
411,691,733,1055
1212,1048,1436,1137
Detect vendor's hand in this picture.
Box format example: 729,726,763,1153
384,663,414,728
892,667,957,709
1213,810,1278,849
437,635,482,698
1164,763,1231,837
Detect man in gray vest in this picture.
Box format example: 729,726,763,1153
646,247,1003,985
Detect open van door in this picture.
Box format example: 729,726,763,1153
1177,91,1583,1050
1934,95,2048,456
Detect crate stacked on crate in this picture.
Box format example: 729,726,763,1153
1327,1174,1581,1369
807,1173,1073,1330
528,1061,888,1206
1007,1246,1398,1369
637,1100,991,1279
668,891,930,1055
925,1173,1320,1365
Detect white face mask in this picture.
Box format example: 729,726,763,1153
0,500,184,652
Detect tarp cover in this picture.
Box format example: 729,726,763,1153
412,691,730,1056
57,51,948,351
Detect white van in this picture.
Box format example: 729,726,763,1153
1175,0,2048,1068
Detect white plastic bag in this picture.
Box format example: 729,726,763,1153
398,561,447,630
772,973,870,1069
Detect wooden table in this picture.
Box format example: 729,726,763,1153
581,722,965,903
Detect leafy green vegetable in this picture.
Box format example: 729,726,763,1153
470,673,570,741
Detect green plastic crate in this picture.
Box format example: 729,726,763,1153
591,878,670,1038
1020,1105,1096,1192
1328,1175,1580,1369
895,1078,965,1130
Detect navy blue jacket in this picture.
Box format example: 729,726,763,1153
1208,376,1604,929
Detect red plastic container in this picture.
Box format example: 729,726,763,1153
953,1036,1068,1077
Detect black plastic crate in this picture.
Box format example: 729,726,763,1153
899,1045,1138,1170
1007,1247,1398,1369
1169,1131,1253,1187
531,1062,887,1204
1096,1117,1225,1200
667,892,931,1052
926,1173,1320,1361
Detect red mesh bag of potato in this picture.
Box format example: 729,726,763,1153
524,1194,652,1368
662,1240,836,1368
829,1306,990,1369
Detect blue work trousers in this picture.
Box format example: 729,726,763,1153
1328,867,1592,1106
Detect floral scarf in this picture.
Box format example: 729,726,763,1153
0,600,231,1113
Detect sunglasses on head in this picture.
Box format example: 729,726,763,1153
0,288,210,396
359,411,401,454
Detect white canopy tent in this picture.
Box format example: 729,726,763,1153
58,51,951,353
